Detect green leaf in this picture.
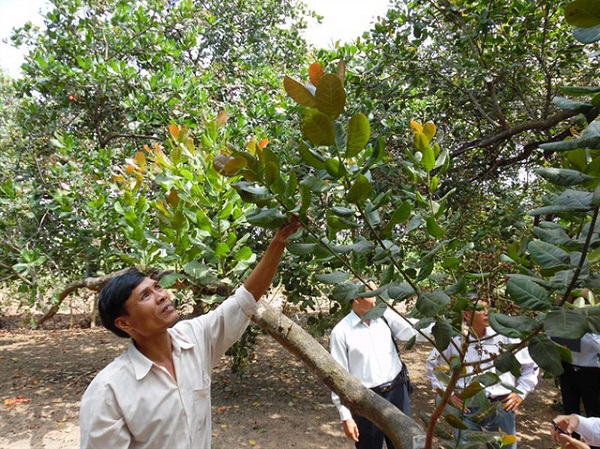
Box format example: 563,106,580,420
432,319,453,351
324,158,347,178
332,282,361,301
264,161,279,188
565,0,600,28
159,272,184,288
493,350,521,377
286,243,318,255
536,167,593,186
528,335,564,375
385,201,412,231
301,109,335,146
488,314,540,338
299,175,331,193
387,283,416,301
573,24,600,43
347,174,373,204
314,73,346,119
183,260,217,284
544,309,588,339
246,207,287,229
459,381,484,400
506,277,550,311
421,145,436,172
283,75,317,107
416,289,450,317
315,271,350,284
299,143,326,169
528,240,571,269
346,113,370,158
426,217,445,238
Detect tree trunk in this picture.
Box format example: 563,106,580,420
253,300,426,449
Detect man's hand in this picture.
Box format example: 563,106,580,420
502,392,523,412
273,215,302,242
343,419,360,442
558,434,591,449
552,415,581,442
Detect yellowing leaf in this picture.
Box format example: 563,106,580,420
166,188,180,207
247,138,258,155
134,151,146,170
410,120,423,133
169,124,179,140
413,132,429,152
308,62,324,87
502,434,517,445
284,75,317,108
249,440,256,445
423,121,437,141
215,110,228,128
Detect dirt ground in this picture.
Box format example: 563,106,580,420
0,310,562,449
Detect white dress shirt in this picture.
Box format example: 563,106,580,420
79,285,257,449
426,326,539,400
570,333,600,367
578,415,600,446
330,308,419,421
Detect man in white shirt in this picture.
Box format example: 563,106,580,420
79,218,300,449
330,280,421,449
426,299,539,449
553,290,600,449
553,414,600,448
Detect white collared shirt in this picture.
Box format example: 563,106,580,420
426,326,539,400
578,415,600,446
79,285,257,449
570,333,600,367
329,308,418,421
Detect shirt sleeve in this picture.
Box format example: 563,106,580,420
578,415,600,446
183,285,257,368
426,347,446,394
330,328,353,422
383,309,432,342
80,384,131,449
513,345,539,399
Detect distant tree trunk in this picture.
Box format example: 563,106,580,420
253,301,425,449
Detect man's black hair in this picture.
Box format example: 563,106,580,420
98,267,147,338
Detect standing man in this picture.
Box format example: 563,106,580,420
553,290,600,449
330,280,421,449
79,218,301,449
426,299,539,449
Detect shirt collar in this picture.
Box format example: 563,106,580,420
126,329,196,380
348,310,366,328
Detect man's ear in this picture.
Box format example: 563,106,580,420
115,316,133,335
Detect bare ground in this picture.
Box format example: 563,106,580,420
0,312,562,449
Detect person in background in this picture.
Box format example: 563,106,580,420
79,218,301,449
426,298,539,449
552,414,600,449
553,289,600,449
329,279,425,449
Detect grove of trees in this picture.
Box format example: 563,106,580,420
1,0,599,448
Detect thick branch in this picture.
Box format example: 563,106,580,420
452,108,583,157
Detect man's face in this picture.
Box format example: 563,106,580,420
115,277,179,338
352,295,377,318
465,301,490,328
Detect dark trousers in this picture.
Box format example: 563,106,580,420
561,362,600,449
352,384,411,449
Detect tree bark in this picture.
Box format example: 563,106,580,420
253,300,426,449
